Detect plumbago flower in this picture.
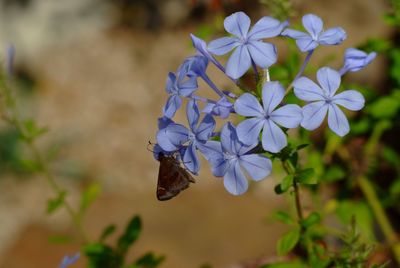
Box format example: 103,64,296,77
59,253,79,268
294,67,365,136
157,100,215,174
282,14,346,52
154,10,375,196
200,123,272,195
208,11,287,79
234,82,303,153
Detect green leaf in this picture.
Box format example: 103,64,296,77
277,228,300,256
381,146,400,167
117,215,142,256
133,252,165,268
274,184,285,195
300,212,321,228
84,243,121,268
99,224,117,242
296,168,317,185
281,174,294,192
368,96,400,119
22,119,48,140
261,261,307,268
323,166,346,182
48,235,72,244
80,182,102,214
271,211,294,225
47,191,67,214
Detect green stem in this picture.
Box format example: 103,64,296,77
283,160,304,223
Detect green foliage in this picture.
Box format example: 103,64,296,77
84,215,164,268
79,182,102,215
47,191,67,214
277,228,300,256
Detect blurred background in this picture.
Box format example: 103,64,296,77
0,0,396,267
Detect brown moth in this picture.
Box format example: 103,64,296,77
157,152,195,201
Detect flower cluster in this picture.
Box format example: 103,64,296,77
155,12,375,195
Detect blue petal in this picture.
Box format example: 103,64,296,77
248,16,287,40
223,160,248,195
60,253,80,268
270,104,303,128
207,37,239,56
296,38,319,52
178,76,198,97
301,101,328,130
164,123,189,148
163,95,182,119
158,116,173,130
157,128,178,152
341,48,376,73
239,154,272,181
224,12,251,37
226,45,252,79
332,90,365,111
186,99,200,131
198,141,223,161
165,72,176,94
319,27,346,45
191,34,226,72
302,14,323,39
183,143,200,174
262,81,285,114
328,104,350,137
247,41,277,68
234,93,264,117
262,120,287,153
196,114,216,142
293,77,326,101
281,29,309,39
220,122,238,154
236,118,264,145
317,67,341,97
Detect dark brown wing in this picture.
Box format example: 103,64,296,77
157,156,195,201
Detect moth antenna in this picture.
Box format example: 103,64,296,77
147,141,155,153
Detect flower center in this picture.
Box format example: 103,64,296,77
223,152,237,161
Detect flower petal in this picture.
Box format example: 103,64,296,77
317,67,341,96
224,11,251,37
207,37,239,56
270,104,303,128
301,101,328,130
296,38,319,52
247,41,277,68
262,81,285,113
239,154,272,181
165,72,176,94
302,14,323,39
183,142,200,174
163,95,182,119
236,118,264,145
293,77,326,101
196,114,216,142
164,123,189,148
248,16,287,40
341,48,376,73
198,141,223,161
178,76,198,97
319,27,346,45
186,100,200,131
234,93,264,117
328,104,350,137
191,34,226,72
262,120,287,153
156,127,178,152
220,122,238,154
224,160,248,195
281,29,309,39
226,45,252,79
332,90,365,111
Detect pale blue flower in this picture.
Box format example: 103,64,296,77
59,253,79,268
199,123,272,195
294,67,365,136
234,82,302,153
202,96,233,119
282,14,346,52
207,11,287,79
339,48,376,75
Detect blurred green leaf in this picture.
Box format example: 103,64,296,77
48,235,72,244
281,174,294,192
117,215,142,256
300,212,321,228
262,261,307,268
296,168,317,185
323,166,346,182
381,146,400,167
368,96,400,119
271,211,294,225
84,243,121,268
277,228,300,256
47,191,67,214
130,252,165,268
22,119,48,140
80,182,102,214
99,224,117,242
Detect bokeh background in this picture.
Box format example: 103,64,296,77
0,0,394,267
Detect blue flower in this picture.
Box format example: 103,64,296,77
339,48,376,75
59,253,79,268
157,100,215,174
200,123,272,195
163,67,198,119
282,14,346,52
202,96,233,119
294,67,365,136
207,12,287,79
234,82,302,153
